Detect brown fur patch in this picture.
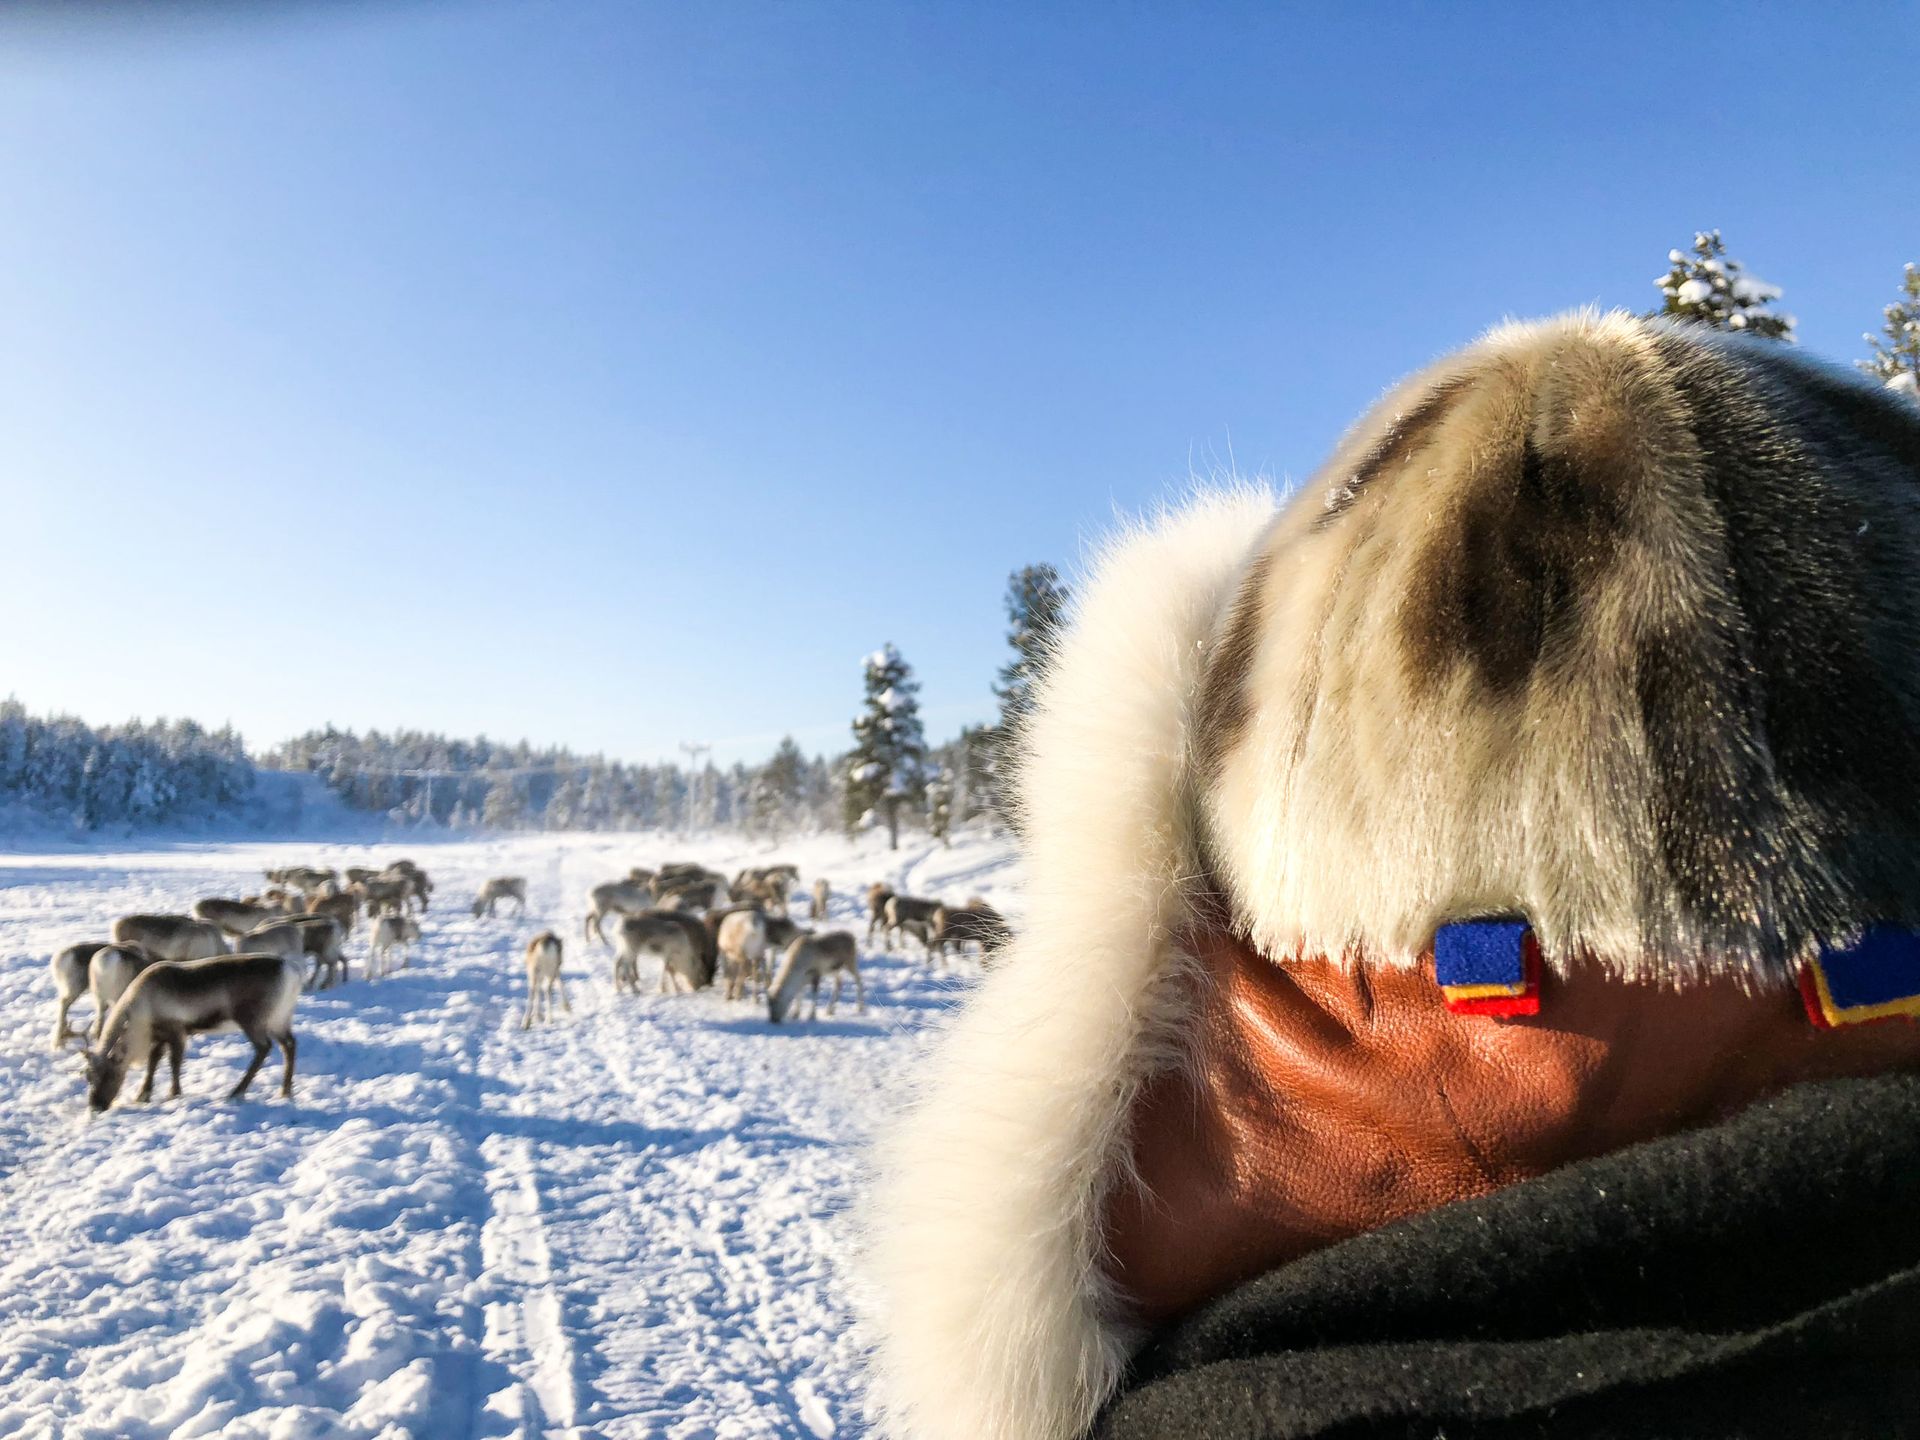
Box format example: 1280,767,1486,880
1315,376,1473,530
1192,548,1272,781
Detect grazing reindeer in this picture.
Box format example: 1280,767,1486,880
733,869,791,914
382,860,432,913
717,908,771,1002
83,953,302,1111
585,880,655,944
929,903,1012,965
810,878,830,920
89,944,158,1038
767,932,863,1023
194,898,288,939
343,866,383,887
883,895,943,951
627,867,656,889
371,914,422,978
112,914,230,962
246,916,351,991
49,942,107,1049
653,909,718,988
616,915,704,995
522,931,569,1027
865,884,895,940
471,876,528,918
266,865,335,891
355,876,411,917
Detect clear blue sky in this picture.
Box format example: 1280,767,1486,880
3,1,1916,766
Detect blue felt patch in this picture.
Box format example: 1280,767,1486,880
1817,925,1920,1011
1434,919,1531,989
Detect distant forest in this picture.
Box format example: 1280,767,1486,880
0,700,255,831
1,563,1061,837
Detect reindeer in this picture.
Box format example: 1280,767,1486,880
380,860,432,912
810,878,830,920
89,944,158,1038
929,902,1012,965
522,931,569,1026
651,861,714,891
308,890,361,936
266,865,335,891
194,897,287,939
616,914,704,995
343,866,384,887
112,914,230,962
585,879,655,944
657,878,726,912
717,908,771,1002
370,914,422,977
865,883,895,940
883,895,943,951
355,876,411,917
83,953,301,1111
651,866,731,908
627,867,656,889
764,914,805,954
767,932,863,1023
654,909,718,988
245,916,351,990
49,941,107,1049
471,876,528,918
733,869,791,913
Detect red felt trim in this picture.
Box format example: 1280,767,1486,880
1797,963,1835,1030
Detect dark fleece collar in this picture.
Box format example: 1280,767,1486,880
1095,1073,1920,1440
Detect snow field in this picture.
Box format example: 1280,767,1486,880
0,829,1017,1438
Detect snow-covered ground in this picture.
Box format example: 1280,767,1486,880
0,828,1017,1439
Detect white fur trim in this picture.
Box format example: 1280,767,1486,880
862,490,1276,1440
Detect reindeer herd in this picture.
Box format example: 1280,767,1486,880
564,862,1010,1025
39,852,1012,1114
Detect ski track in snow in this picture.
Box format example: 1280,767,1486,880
0,829,1017,1438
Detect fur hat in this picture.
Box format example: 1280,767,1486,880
862,312,1920,1440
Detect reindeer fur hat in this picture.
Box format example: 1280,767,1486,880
863,311,1920,1440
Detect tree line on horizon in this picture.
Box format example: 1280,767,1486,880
0,562,1072,842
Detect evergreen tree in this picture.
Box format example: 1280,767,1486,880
844,644,928,850
752,737,808,837
926,770,954,848
1649,230,1794,339
995,565,1071,735
1860,262,1920,398
481,774,526,829
978,564,1071,821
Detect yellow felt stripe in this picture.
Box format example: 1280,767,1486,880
1441,980,1529,1001
1810,960,1920,1025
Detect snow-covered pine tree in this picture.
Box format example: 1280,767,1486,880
1650,230,1794,340
481,773,526,829
1860,263,1920,399
844,644,928,850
